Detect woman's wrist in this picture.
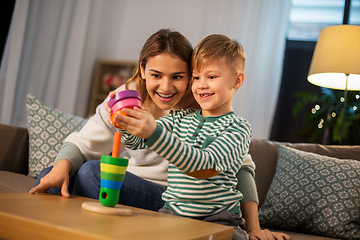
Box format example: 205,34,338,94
54,158,73,174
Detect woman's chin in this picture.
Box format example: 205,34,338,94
156,101,175,110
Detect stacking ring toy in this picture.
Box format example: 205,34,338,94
99,132,129,207
109,90,142,128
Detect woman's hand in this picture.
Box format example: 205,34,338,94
248,229,290,240
113,107,157,140
29,159,72,198
104,91,116,124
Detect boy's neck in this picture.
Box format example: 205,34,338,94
198,109,233,118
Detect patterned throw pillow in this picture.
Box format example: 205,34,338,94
259,145,360,240
27,94,88,178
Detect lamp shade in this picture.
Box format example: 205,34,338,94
308,25,360,90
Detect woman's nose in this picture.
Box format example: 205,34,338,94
160,77,172,91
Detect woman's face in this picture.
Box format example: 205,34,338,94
141,53,189,110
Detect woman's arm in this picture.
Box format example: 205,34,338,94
238,162,290,240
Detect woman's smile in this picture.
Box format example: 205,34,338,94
156,92,176,102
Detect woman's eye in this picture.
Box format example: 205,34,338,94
152,74,161,78
173,75,183,80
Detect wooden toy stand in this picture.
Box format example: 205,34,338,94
81,202,132,216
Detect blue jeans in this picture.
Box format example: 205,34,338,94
36,160,165,211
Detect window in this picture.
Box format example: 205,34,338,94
288,0,360,41
349,0,360,24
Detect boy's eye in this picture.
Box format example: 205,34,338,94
192,76,199,81
209,75,217,79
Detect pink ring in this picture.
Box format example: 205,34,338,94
108,90,142,108
111,98,142,114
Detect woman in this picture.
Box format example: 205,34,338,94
30,29,289,240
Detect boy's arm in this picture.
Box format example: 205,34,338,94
117,110,174,150
145,121,251,174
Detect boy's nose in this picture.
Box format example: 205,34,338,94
197,78,208,88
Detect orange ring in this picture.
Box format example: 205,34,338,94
111,110,126,128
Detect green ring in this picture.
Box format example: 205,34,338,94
99,187,120,207
100,155,129,166
101,171,125,182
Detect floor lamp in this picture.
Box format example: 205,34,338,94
307,25,360,144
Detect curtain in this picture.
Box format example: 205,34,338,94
0,0,291,139
0,0,96,127
232,1,291,139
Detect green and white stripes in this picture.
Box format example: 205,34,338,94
121,108,251,217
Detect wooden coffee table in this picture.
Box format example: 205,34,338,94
0,193,233,240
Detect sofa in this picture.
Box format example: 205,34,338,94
1,122,360,239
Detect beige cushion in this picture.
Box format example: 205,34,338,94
0,171,36,193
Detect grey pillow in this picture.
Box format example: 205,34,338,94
259,145,360,240
26,94,88,177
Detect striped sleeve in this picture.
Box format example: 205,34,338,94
145,119,251,174
118,110,177,150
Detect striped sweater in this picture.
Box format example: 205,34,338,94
120,108,252,218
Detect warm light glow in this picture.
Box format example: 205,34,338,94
308,73,360,90
307,25,360,91
315,104,320,110
331,112,336,117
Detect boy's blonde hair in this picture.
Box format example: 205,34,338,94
192,34,246,74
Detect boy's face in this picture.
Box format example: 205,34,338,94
191,58,244,117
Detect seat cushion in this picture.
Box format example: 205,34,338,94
0,171,36,193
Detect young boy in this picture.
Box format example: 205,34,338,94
114,34,264,239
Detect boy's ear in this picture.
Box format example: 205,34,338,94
140,62,146,79
234,72,245,90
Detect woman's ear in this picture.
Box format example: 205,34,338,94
234,72,245,90
140,62,146,79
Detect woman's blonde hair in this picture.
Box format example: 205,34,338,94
192,34,246,74
126,29,193,104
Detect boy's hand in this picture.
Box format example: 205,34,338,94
113,107,157,140
104,91,116,124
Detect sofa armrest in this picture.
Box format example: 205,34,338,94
0,124,29,175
